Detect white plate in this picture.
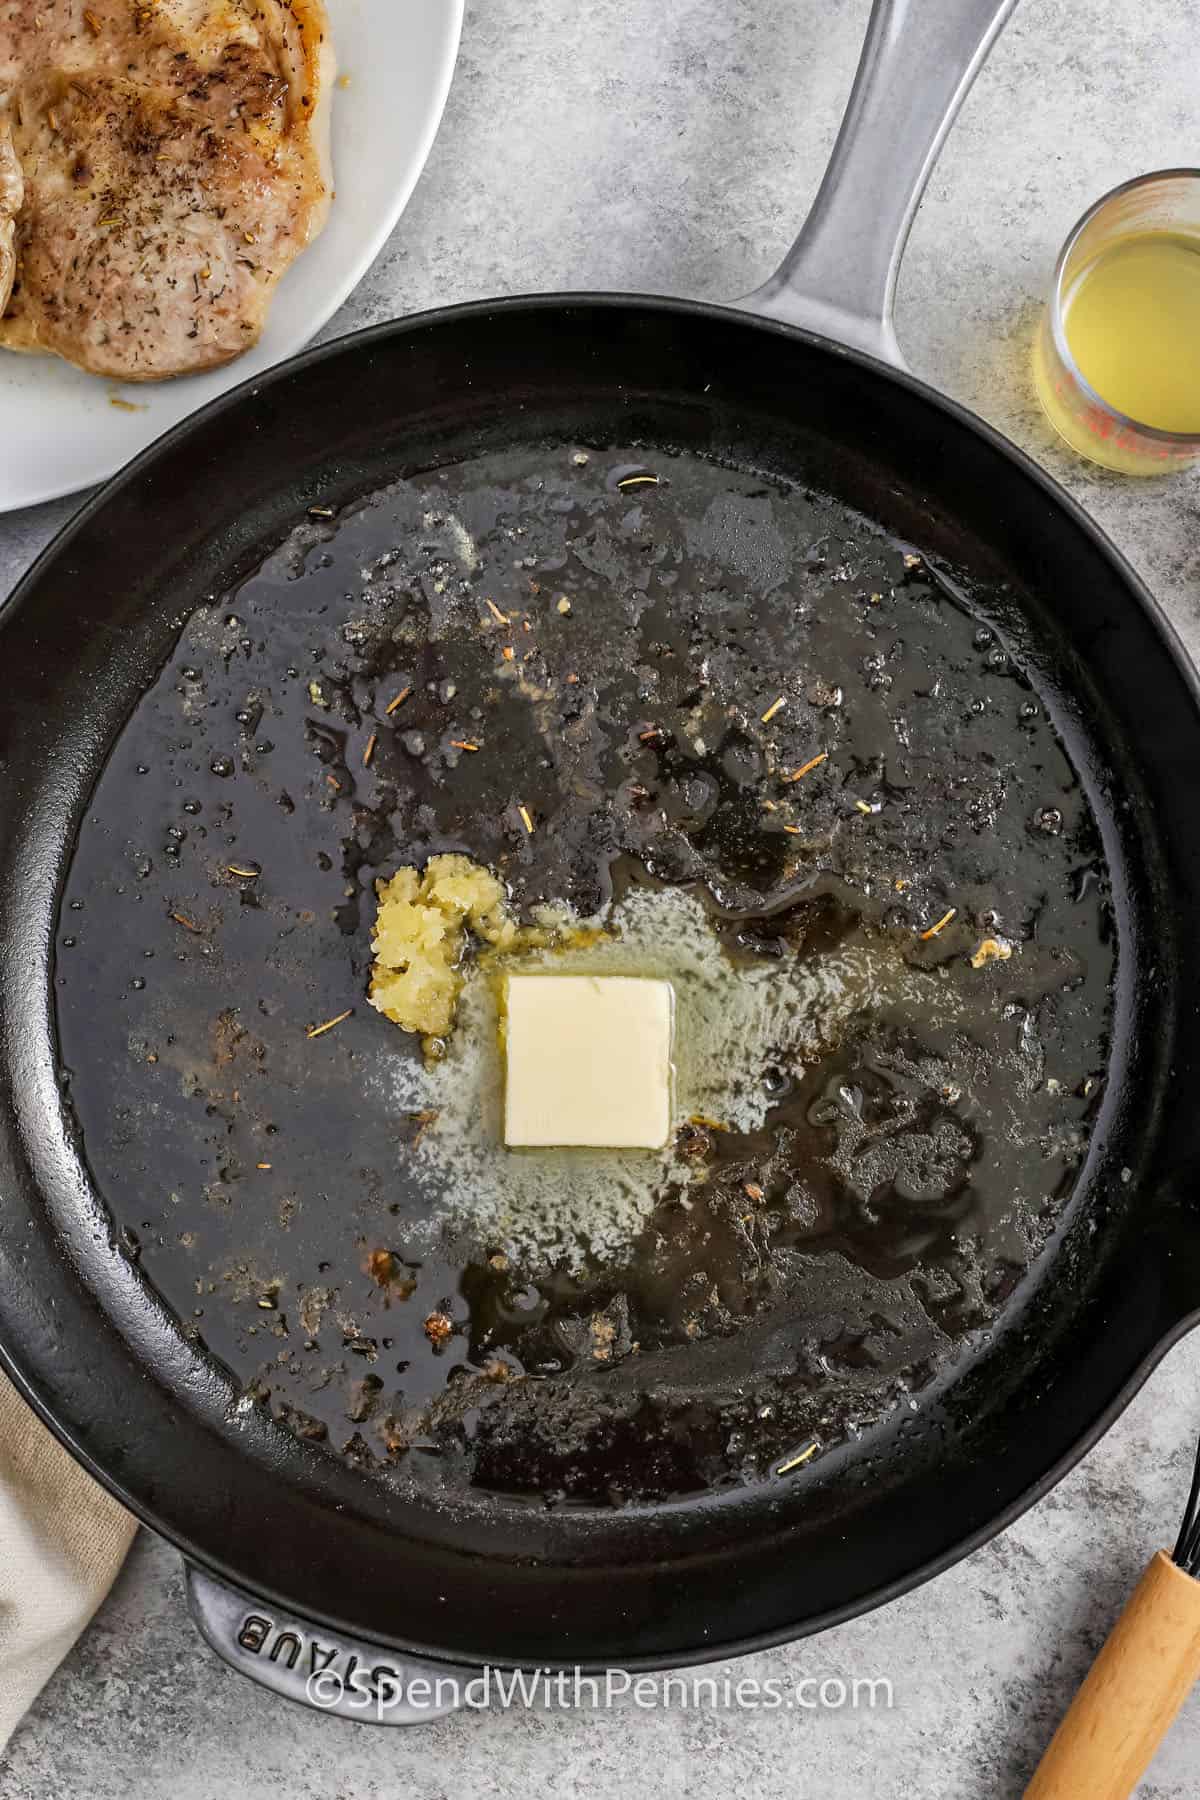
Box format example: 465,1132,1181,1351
0,0,464,513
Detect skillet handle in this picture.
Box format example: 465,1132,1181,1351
185,1561,472,1725
739,0,1019,366
1024,1551,1200,1799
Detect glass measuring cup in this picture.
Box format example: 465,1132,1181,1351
1033,169,1200,475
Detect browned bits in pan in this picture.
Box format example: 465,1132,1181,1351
366,1248,396,1285
402,1108,439,1147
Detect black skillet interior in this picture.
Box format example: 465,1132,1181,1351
2,299,1200,1668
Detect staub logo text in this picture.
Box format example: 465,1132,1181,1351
236,1612,403,1703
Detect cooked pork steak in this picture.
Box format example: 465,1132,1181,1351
0,0,334,380
0,121,20,315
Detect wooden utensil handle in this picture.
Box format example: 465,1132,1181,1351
1025,1550,1200,1799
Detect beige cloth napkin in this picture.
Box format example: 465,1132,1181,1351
0,1371,137,1752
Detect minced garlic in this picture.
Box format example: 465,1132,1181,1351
369,855,535,1047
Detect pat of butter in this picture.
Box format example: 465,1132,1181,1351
503,975,674,1148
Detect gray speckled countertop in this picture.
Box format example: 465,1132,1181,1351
4,2,1200,1794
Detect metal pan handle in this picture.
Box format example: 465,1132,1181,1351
186,1562,472,1725
739,0,1019,366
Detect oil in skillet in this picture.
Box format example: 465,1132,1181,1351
52,443,1115,1500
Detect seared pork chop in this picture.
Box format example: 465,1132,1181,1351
0,0,333,380
0,120,20,315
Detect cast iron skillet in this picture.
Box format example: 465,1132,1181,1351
3,0,1200,1722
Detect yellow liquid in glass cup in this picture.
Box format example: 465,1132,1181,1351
1033,171,1200,475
